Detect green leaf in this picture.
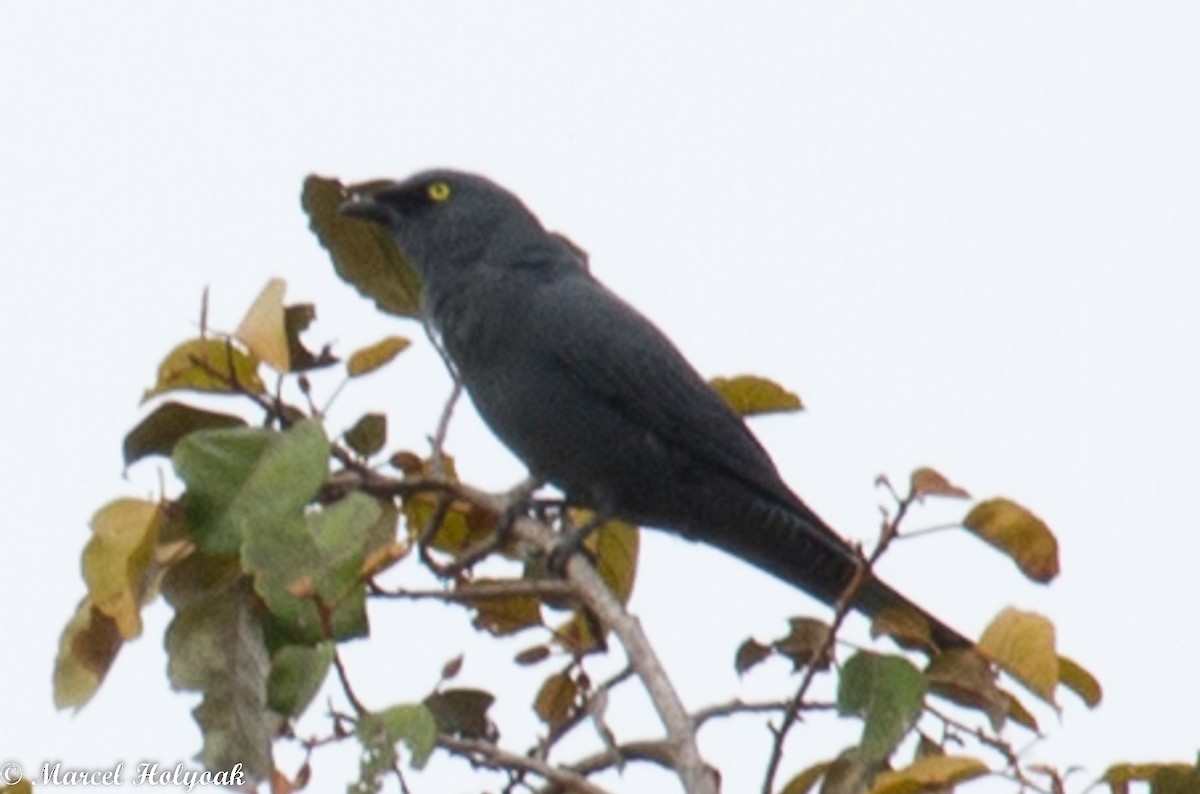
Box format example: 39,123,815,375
303,175,423,318
377,705,439,769
242,492,384,643
352,716,397,794
838,652,927,765
709,374,803,417
267,643,333,717
143,338,266,401
172,420,329,554
53,599,123,710
344,413,387,458
165,576,277,783
124,402,247,467
353,705,439,792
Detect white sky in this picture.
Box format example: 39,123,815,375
2,3,1198,793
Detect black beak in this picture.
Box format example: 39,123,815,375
338,191,388,224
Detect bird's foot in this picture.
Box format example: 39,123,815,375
547,511,610,576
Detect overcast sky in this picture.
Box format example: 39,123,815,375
2,4,1198,793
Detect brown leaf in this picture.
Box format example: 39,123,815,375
773,617,833,671
123,401,247,467
303,175,423,318
870,604,936,653
441,655,464,681
423,689,495,740
533,671,578,728
963,498,1060,583
925,649,1007,731
462,580,545,636
734,638,772,676
53,600,123,710
514,645,552,666
910,467,971,500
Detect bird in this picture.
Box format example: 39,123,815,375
340,169,969,651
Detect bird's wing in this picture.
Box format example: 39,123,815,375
537,274,801,508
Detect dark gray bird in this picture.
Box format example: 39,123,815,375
341,169,968,650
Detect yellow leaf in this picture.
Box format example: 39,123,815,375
999,687,1040,731
143,338,266,400
1058,655,1103,708
235,278,290,373
550,516,641,655
82,499,164,638
868,755,989,794
347,336,411,377
583,516,639,604
963,498,1059,583
977,608,1058,704
1103,762,1200,793
909,467,970,500
709,374,803,417
53,599,123,710
778,761,832,794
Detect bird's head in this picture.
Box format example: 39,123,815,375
339,169,547,281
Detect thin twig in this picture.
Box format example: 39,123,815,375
692,698,837,729
439,736,614,794
368,579,577,603
925,704,1053,794
761,486,917,794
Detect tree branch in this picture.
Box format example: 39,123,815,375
439,736,614,794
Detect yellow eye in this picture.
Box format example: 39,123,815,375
427,181,452,202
